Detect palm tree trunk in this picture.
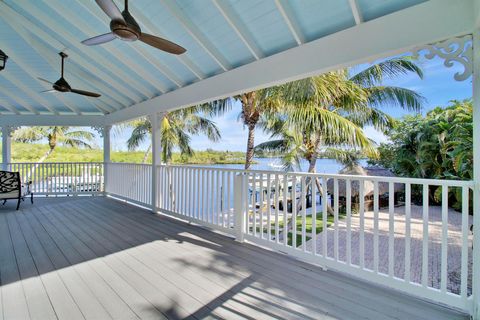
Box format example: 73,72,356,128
27,147,54,182
142,144,152,164
245,124,255,170
306,156,334,215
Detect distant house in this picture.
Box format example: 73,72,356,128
327,165,404,210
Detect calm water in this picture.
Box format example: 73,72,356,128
193,157,367,174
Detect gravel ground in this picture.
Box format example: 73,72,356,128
305,205,473,295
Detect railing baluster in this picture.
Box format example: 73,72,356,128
292,175,297,248
267,173,272,241
373,181,379,273
311,176,317,255
359,180,365,269
283,174,288,246
440,185,448,293
322,177,328,257
422,184,429,287
461,186,469,299
216,170,221,225
301,176,307,252
334,178,339,260
389,182,395,277
405,183,411,283
346,179,352,265
275,174,280,243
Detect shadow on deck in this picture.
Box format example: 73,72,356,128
0,196,469,320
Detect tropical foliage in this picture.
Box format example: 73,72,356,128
7,143,246,164
368,99,473,209
256,58,425,173
12,126,94,162
125,105,221,164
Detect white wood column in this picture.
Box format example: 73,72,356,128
150,112,164,212
473,28,480,319
2,126,11,171
103,125,111,194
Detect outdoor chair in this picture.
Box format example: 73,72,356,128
0,170,33,210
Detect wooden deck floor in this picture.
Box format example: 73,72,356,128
0,196,469,320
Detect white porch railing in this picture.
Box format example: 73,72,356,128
8,162,104,195
105,162,152,206
7,162,475,314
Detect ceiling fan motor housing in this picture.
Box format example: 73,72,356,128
110,11,141,41
53,77,71,92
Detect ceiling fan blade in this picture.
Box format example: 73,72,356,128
139,33,186,55
38,77,54,85
40,89,57,93
95,0,125,22
81,32,117,46
70,88,101,98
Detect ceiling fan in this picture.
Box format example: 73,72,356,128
81,0,186,55
38,52,101,98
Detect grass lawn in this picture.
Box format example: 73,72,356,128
252,212,346,247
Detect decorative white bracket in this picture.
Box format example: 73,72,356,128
412,34,473,81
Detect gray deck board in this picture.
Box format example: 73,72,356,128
0,197,470,320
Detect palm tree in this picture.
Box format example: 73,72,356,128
126,105,221,164
12,126,94,162
202,89,284,169
257,58,424,173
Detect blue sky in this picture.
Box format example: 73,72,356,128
110,52,472,152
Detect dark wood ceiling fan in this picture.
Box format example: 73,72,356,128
81,0,186,55
38,52,101,98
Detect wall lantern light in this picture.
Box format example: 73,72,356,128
0,50,8,71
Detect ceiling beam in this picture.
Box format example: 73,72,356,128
0,1,141,105
0,115,106,127
0,86,37,115
19,0,157,97
274,0,305,45
106,0,474,124
162,0,231,72
46,0,172,94
349,0,364,25
0,28,85,115
0,97,21,115
211,0,264,60
0,22,103,115
7,1,153,101
128,3,206,80
76,0,183,89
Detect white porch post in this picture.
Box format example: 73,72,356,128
150,112,164,213
473,27,480,319
103,125,111,194
2,126,11,171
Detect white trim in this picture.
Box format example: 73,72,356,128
472,25,480,320
348,0,363,25
274,0,305,45
211,0,264,60
162,0,231,71
0,86,38,115
106,0,474,124
2,126,11,171
0,115,106,127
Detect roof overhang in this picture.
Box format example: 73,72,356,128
0,0,475,126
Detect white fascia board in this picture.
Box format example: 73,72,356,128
106,0,474,125
0,115,106,127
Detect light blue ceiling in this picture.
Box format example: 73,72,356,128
0,0,427,115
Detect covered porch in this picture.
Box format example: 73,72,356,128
0,196,467,320
1,0,480,318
